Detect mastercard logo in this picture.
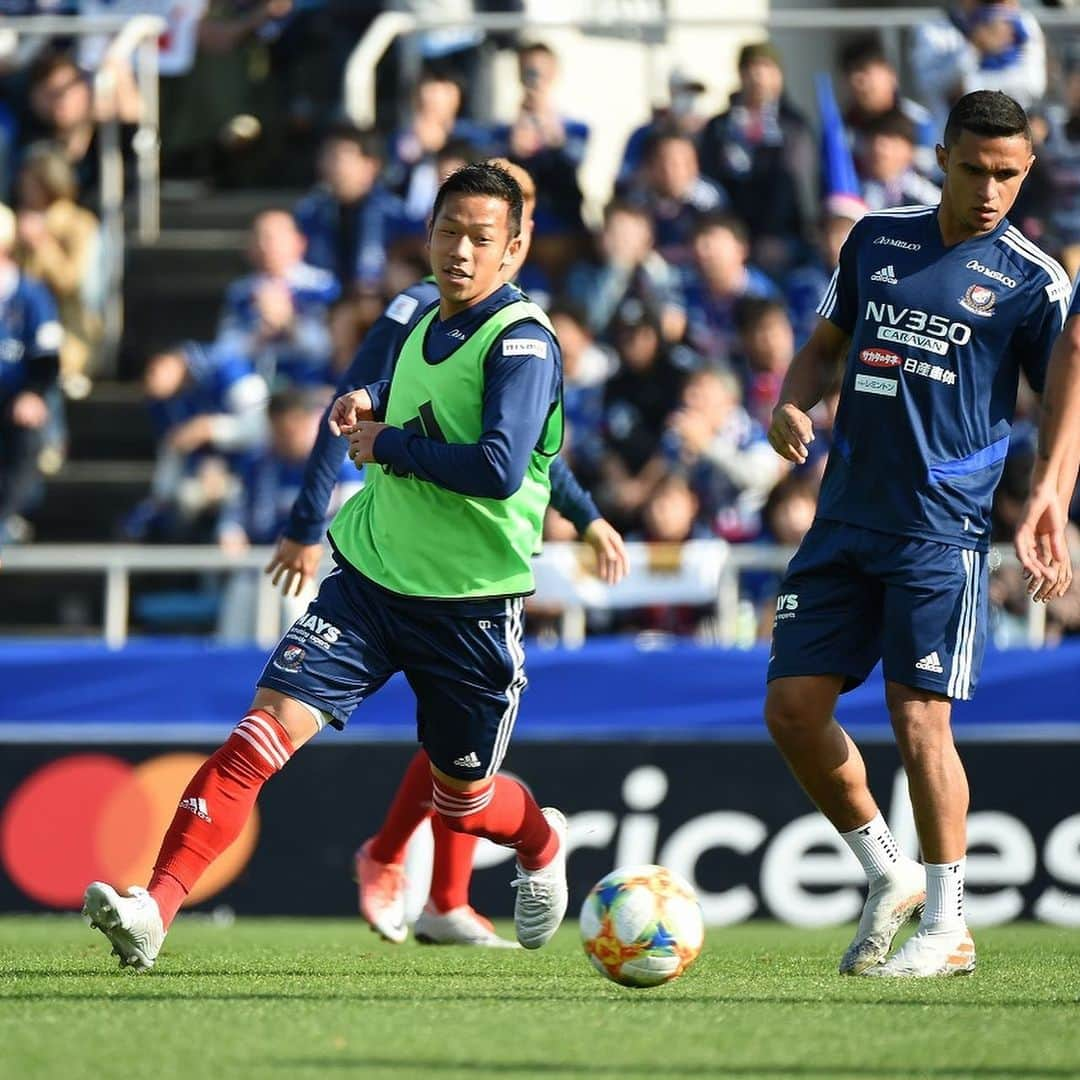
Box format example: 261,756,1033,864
0,754,259,909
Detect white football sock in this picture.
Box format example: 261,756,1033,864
840,812,905,883
922,858,966,930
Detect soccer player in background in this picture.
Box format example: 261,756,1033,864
266,160,629,947
764,91,1070,977
83,162,572,969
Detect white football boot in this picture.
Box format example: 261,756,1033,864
414,903,520,948
82,882,165,972
353,840,408,944
865,925,976,977
839,860,926,975
511,807,568,950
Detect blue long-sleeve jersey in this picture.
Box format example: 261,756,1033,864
284,280,598,544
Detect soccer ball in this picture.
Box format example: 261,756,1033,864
579,864,704,988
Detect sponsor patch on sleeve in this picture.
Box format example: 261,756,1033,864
385,293,420,324
502,337,548,358
1046,280,1071,303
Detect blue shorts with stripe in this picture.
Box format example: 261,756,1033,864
256,558,527,780
767,520,987,700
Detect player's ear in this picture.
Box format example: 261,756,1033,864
503,231,523,268
935,143,948,173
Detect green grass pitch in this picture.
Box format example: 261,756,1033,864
1,917,1078,1080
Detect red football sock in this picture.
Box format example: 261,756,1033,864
148,710,294,928
432,775,557,871
367,748,434,865
428,814,477,912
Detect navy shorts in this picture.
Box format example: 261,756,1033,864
257,561,527,780
767,520,988,700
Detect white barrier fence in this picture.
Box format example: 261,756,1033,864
0,540,1046,650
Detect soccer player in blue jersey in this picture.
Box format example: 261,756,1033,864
764,91,1070,977
265,161,628,948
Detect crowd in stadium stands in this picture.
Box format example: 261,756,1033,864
1,2,1079,641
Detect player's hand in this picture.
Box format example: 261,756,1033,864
347,421,390,467
767,403,814,464
265,536,322,598
583,518,630,585
10,391,48,429
1014,481,1069,593
328,389,374,436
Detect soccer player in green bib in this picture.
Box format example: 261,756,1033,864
82,163,569,970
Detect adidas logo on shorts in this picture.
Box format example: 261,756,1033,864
453,752,482,769
915,651,944,674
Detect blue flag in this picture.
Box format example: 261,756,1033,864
815,72,863,213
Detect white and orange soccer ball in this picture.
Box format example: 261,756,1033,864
579,864,705,988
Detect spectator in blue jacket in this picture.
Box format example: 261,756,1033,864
294,124,408,291
216,208,339,388
0,200,62,544
489,41,589,279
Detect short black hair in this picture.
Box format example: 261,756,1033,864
518,41,556,62
29,49,82,88
602,197,651,226
320,123,384,161
430,161,523,239
864,108,916,145
642,125,697,164
269,386,324,418
735,297,790,335
944,90,1031,149
838,34,890,76
692,210,749,247
548,299,591,331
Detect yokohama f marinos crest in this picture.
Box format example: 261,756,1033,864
959,283,995,317
274,644,306,673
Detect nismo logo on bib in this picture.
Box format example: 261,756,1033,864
865,300,971,356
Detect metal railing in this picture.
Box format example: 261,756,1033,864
343,6,1080,130
0,540,1047,651
3,14,166,366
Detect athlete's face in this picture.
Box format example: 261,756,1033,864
429,193,521,314
937,130,1033,238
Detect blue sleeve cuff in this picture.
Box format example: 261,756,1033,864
372,425,408,468
283,515,327,546
364,381,392,420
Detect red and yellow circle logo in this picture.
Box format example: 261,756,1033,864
0,753,259,909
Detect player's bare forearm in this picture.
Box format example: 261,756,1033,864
777,318,850,413
769,319,849,464
1035,315,1080,497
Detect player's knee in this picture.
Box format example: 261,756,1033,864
889,703,953,757
249,689,323,749
764,684,816,742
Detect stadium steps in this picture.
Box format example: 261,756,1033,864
5,187,302,629
66,381,156,462
30,460,154,542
